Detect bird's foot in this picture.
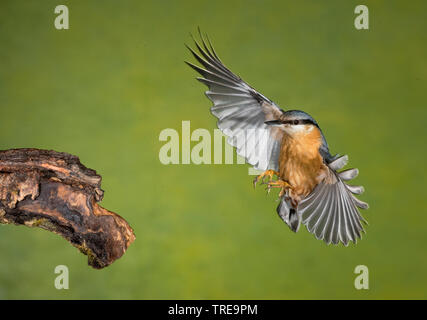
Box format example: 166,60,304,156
266,179,292,197
253,170,279,188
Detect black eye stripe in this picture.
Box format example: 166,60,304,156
282,119,314,125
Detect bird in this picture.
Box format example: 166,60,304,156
185,31,369,245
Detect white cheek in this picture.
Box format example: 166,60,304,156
283,124,307,134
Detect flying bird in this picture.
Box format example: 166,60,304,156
186,31,369,245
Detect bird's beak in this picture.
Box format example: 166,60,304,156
264,120,282,126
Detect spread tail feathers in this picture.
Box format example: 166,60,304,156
277,197,301,232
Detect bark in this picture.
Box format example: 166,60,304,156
0,148,135,269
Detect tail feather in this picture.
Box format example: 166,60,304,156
277,197,301,232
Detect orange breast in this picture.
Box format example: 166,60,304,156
279,127,327,202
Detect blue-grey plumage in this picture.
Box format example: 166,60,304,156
186,30,369,246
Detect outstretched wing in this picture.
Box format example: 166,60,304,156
298,155,369,246
186,32,285,171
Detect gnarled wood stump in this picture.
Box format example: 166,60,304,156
0,148,135,269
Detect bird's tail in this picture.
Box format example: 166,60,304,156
276,196,301,232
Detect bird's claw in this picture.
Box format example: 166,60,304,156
265,180,292,197
253,170,279,188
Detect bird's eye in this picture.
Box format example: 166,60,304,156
293,120,299,125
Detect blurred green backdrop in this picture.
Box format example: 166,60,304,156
0,0,426,299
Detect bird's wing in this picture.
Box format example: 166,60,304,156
298,155,369,246
186,32,285,171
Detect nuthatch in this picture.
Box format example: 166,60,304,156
186,31,368,245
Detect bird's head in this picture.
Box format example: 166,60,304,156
265,110,319,136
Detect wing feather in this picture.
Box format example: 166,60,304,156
323,186,338,244
299,155,368,245
186,32,285,171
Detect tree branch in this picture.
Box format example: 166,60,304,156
0,148,135,269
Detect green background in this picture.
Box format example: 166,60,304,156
0,0,426,299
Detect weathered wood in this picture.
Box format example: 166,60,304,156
0,148,135,269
